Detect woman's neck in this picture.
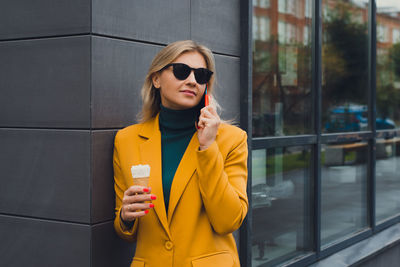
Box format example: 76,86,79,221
159,104,200,132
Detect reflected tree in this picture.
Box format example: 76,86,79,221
323,0,368,108
253,35,312,136
392,43,400,79
377,43,400,123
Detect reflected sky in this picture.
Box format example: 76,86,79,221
377,0,400,8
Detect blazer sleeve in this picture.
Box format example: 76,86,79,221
196,129,248,235
113,132,139,241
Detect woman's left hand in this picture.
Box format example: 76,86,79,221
197,105,220,150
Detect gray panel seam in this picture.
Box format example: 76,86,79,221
0,213,92,226
0,33,90,42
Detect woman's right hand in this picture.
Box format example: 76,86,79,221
120,186,156,222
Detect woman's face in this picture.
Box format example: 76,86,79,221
153,51,207,110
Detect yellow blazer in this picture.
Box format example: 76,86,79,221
113,114,248,267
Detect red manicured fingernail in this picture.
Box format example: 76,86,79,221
151,195,156,200
149,203,154,208
143,188,149,192
144,210,149,214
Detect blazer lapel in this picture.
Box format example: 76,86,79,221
139,115,171,239
167,132,199,224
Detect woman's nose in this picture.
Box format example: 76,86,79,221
186,71,197,84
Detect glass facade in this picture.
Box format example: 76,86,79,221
321,142,368,246
375,0,400,223
322,0,369,133
252,0,312,137
251,146,312,265
246,0,400,266
376,136,400,222
376,1,400,130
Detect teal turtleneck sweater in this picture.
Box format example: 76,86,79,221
159,104,200,212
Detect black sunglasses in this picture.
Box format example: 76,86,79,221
161,63,213,85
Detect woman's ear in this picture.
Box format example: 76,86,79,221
152,73,161,89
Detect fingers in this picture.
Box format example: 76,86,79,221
122,209,149,221
121,186,156,222
123,193,155,204
121,200,154,221
123,202,154,217
200,106,216,118
124,185,151,196
197,106,220,150
199,106,220,123
197,117,211,128
126,202,154,211
207,105,218,116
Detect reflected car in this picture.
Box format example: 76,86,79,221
376,117,396,130
325,104,395,132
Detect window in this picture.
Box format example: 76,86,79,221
253,8,312,137
253,16,259,41
322,0,368,133
259,17,270,41
376,137,400,222
279,0,297,15
378,25,389,42
259,0,270,8
393,28,400,44
303,26,309,45
321,142,368,246
278,21,286,44
278,0,286,14
252,2,313,266
253,16,270,42
251,146,312,265
377,11,400,130
305,0,312,18
375,1,400,225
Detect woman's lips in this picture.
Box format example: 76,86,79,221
180,90,196,96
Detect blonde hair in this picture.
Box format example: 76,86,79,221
138,40,219,123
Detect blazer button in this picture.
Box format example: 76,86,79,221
165,241,173,250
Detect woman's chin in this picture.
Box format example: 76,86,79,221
162,95,202,110
174,100,201,110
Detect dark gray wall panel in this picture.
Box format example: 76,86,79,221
0,215,90,267
92,0,190,44
91,37,162,128
214,55,240,122
0,129,90,223
0,0,90,40
191,0,240,56
0,36,91,128
92,130,118,223
92,221,136,267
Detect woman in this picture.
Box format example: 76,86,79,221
113,40,248,267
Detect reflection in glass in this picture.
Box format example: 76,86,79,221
321,142,368,246
376,1,400,129
376,137,400,222
251,146,312,266
322,0,369,133
252,0,312,137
